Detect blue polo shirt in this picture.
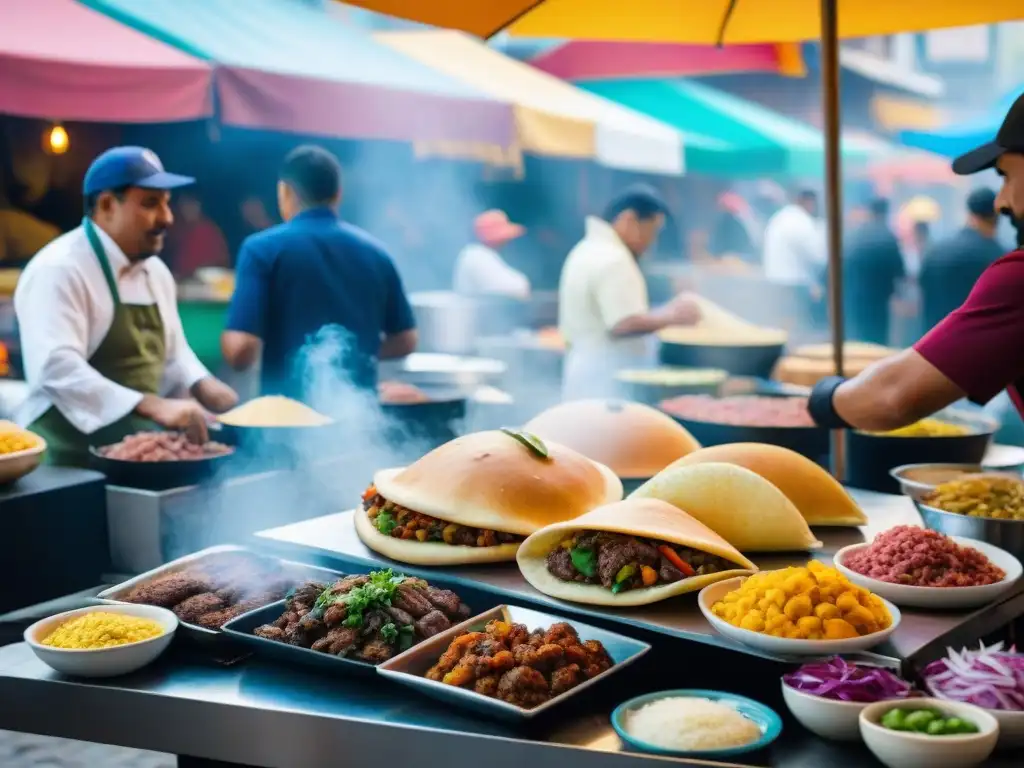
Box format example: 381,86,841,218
225,208,415,400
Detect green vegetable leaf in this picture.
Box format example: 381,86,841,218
499,427,550,459
376,511,398,536
570,547,597,577
312,569,408,630
398,624,415,652
611,581,628,594
381,622,398,643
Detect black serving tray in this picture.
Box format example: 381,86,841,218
221,598,379,678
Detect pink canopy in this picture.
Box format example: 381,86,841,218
0,0,212,123
531,41,806,81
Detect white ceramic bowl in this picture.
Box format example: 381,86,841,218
25,604,177,678
0,427,46,484
698,577,901,656
860,699,998,768
989,709,1024,748
835,536,1022,610
781,680,874,741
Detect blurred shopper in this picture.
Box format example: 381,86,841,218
167,193,230,278
809,93,1024,432
222,145,416,400
763,189,825,287
240,195,274,237
919,188,1005,332
453,209,530,299
843,198,905,345
763,188,826,328
558,185,701,400
13,147,237,466
708,192,759,264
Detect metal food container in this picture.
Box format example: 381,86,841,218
915,501,1024,559
221,598,379,678
97,545,341,642
658,340,785,379
377,604,650,722
845,410,997,494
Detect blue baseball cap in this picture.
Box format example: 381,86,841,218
83,146,194,196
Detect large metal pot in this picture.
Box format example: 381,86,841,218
379,353,506,390
410,292,479,355
410,292,529,353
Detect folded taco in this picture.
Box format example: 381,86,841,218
667,443,867,526
517,498,756,607
630,462,823,552
356,430,622,566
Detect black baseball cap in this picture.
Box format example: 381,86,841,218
83,146,194,196
952,92,1024,175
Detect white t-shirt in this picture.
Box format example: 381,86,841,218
14,224,209,434
558,217,651,399
453,243,530,299
762,204,826,287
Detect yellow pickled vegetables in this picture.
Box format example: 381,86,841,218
0,429,40,455
711,562,891,640
866,419,968,438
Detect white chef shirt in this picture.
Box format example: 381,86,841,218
558,216,649,346
558,217,651,399
762,204,826,287
453,243,530,299
14,223,209,434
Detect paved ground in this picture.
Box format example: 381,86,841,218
0,731,173,768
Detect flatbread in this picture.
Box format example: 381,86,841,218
354,508,521,565
517,498,755,606
630,463,823,552
667,443,867,527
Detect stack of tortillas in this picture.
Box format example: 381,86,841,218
773,342,899,388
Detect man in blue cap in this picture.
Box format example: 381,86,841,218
13,146,238,466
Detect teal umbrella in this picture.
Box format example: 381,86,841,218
582,79,878,177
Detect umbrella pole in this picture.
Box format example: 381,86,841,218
820,0,846,480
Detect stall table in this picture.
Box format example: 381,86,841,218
253,488,1024,666
1,488,1023,767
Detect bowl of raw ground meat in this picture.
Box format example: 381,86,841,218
834,526,1022,610
90,431,234,490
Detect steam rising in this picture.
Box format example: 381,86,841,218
165,326,441,563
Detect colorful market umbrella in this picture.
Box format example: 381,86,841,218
530,40,806,81
81,0,514,148
332,2,1022,44
582,79,878,177
0,0,212,123
376,31,684,175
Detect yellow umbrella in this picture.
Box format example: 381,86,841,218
339,0,1022,476
338,2,1020,43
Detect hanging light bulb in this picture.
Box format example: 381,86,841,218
45,124,69,155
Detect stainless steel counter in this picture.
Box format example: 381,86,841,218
2,637,1022,768
254,489,1024,666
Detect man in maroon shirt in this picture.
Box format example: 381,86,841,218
809,92,1024,430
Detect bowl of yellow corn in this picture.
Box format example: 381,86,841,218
698,562,900,656
0,421,46,484
24,604,177,677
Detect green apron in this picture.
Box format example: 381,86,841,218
29,218,166,467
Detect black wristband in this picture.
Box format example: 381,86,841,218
808,375,851,429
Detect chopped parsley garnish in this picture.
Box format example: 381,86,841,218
375,510,398,536
312,569,407,626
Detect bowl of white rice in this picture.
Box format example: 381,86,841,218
611,689,782,758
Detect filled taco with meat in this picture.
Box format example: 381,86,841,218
356,429,622,566
517,498,756,607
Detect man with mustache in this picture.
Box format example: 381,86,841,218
13,147,237,466
809,93,1024,432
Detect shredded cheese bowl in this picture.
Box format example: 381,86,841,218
25,605,177,678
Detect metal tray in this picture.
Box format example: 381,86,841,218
97,545,342,642
377,604,651,722
221,598,378,678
